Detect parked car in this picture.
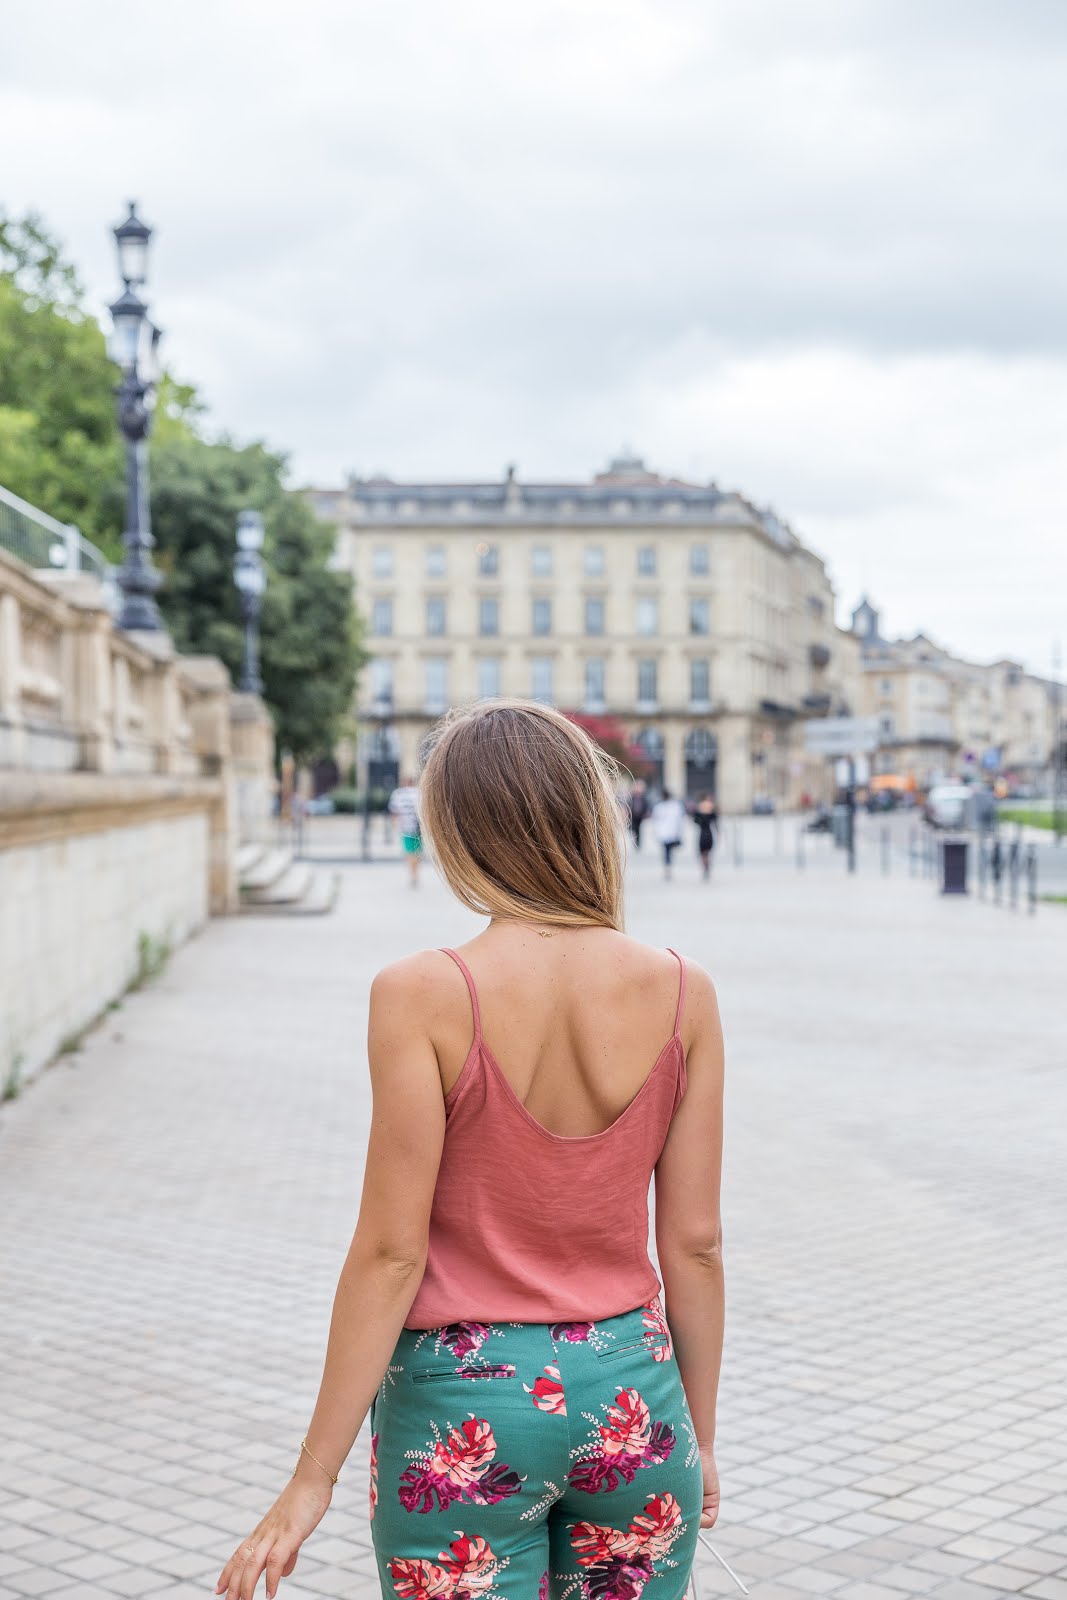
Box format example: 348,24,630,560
924,783,972,829
752,795,776,815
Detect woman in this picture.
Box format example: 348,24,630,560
217,702,726,1600
693,795,718,882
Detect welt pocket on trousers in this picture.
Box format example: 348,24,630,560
594,1336,650,1362
411,1362,517,1384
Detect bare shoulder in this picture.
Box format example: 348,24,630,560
675,957,723,1055
369,949,467,1026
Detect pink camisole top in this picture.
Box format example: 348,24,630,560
404,946,688,1328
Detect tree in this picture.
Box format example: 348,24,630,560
566,711,652,780
0,212,123,551
150,434,365,764
1,208,365,765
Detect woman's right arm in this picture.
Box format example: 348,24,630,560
653,963,725,1528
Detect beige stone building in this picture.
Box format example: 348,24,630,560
850,598,1059,788
312,456,859,812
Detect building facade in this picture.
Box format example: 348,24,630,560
851,598,1060,788
312,456,859,812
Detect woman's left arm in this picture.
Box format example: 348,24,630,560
217,958,446,1600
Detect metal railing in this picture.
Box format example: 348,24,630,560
0,483,117,610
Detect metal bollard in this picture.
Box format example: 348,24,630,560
881,824,890,876
1027,844,1038,914
991,838,1002,903
977,835,986,898
1008,839,1020,910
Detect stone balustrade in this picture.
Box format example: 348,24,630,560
0,546,276,1094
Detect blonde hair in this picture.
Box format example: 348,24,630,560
419,700,625,930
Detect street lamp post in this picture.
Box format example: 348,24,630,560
109,202,165,632
233,510,266,693
361,689,394,861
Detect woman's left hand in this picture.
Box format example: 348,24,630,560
216,1468,332,1600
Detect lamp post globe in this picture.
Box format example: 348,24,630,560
109,201,165,633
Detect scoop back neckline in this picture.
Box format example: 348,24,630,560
448,1031,683,1144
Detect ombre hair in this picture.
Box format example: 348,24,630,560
419,700,625,930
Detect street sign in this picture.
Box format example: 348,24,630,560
804,716,880,756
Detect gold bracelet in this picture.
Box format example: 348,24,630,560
296,1435,339,1485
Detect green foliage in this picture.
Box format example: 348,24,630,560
0,214,123,552
129,930,172,991
1,207,366,765
151,434,366,763
2,1051,24,1103
999,808,1057,831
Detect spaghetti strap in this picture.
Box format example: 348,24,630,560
667,947,686,1038
440,947,482,1039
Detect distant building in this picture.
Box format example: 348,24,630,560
311,456,859,812
851,597,1058,786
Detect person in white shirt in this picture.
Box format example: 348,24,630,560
651,789,688,880
388,779,423,888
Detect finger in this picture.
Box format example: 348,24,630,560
282,1550,299,1578
265,1545,291,1600
227,1544,257,1600
241,1545,269,1600
217,1563,233,1595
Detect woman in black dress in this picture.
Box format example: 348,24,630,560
694,793,718,880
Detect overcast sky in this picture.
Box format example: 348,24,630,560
4,0,1066,672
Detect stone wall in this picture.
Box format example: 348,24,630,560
0,546,276,1093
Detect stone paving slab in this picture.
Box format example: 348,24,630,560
1,838,1065,1599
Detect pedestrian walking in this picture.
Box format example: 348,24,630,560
628,778,649,849
694,793,718,881
652,787,687,879
388,775,423,888
217,700,726,1600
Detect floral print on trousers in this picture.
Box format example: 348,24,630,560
369,1297,702,1599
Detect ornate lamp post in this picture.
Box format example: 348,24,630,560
361,686,394,861
233,510,266,693
108,202,165,632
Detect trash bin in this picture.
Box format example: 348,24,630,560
941,837,968,895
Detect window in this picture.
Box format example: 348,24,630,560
636,596,659,636
880,677,892,695
637,546,657,577
478,657,501,699
426,596,447,636
479,597,499,636
370,657,394,707
424,657,448,714
584,544,605,576
531,544,553,577
532,597,552,636
690,659,710,704
637,659,658,706
371,597,393,635
372,545,393,578
584,596,605,636
689,544,710,576
425,544,446,577
478,543,498,576
584,658,606,708
689,597,710,635
531,657,554,703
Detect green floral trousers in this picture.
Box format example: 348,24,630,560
369,1297,702,1599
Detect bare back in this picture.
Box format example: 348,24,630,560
429,927,688,1138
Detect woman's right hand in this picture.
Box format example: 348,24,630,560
699,1445,720,1528
216,1466,332,1600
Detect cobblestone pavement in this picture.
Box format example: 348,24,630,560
2,832,1065,1600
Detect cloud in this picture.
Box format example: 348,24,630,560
1,0,1065,670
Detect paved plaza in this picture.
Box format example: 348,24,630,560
1,828,1065,1600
